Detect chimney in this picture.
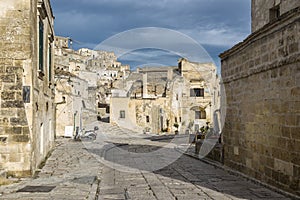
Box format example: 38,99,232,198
143,73,148,98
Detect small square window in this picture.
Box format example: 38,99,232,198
120,110,125,118
195,110,206,119
269,5,280,22
190,88,204,97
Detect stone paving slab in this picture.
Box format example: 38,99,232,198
0,138,102,200
0,122,297,200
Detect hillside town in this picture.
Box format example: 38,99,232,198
0,0,299,199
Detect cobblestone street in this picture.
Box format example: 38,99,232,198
0,122,294,200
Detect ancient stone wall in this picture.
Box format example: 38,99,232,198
0,0,55,177
220,8,300,195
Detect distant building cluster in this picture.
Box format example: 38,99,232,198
54,36,221,136
54,36,130,137
110,59,220,135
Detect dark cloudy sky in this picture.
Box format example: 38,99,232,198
51,0,251,71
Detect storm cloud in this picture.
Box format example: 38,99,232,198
51,0,251,69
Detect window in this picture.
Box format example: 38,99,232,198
146,116,150,123
120,110,125,118
269,5,280,22
190,88,204,97
195,110,206,119
38,19,44,72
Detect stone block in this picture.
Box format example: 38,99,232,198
289,178,299,191
291,86,300,97
285,113,297,126
289,43,299,54
9,153,21,162
10,117,27,126
0,74,15,83
271,169,280,182
5,127,22,134
5,66,22,73
3,82,22,90
278,172,290,185
293,165,300,177
0,154,8,163
274,159,293,176
1,91,15,100
10,135,29,143
0,117,9,125
1,100,24,108
15,91,22,101
233,146,239,155
0,109,15,117
291,153,300,166
22,127,30,135
290,127,300,140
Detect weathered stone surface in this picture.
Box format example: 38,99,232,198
1,91,15,100
220,4,300,196
10,135,29,143
1,100,23,108
0,74,15,83
4,127,22,135
0,0,55,177
10,117,27,126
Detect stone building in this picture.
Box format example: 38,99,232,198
0,0,55,176
79,49,130,119
54,36,98,137
220,0,300,195
54,69,88,137
54,36,130,135
110,59,220,134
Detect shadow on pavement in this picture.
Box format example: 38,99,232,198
86,143,288,200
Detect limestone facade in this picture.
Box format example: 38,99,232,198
220,1,300,195
110,60,220,134
54,37,97,137
54,37,129,135
0,0,55,176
